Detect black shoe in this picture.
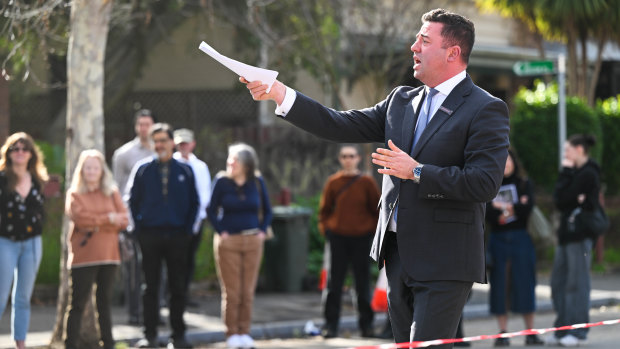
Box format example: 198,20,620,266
322,327,338,339
454,342,471,347
135,337,157,348
494,335,510,347
167,337,193,349
525,334,544,346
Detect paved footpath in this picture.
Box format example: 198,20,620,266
1,272,619,348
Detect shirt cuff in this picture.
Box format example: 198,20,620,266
274,86,297,116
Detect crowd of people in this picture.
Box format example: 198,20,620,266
0,7,609,349
0,114,273,349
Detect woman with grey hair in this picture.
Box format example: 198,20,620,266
208,143,272,349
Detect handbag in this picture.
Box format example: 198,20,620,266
255,177,274,240
567,205,609,238
526,205,554,246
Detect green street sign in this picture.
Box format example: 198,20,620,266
513,60,555,76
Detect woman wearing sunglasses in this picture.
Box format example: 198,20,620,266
0,132,48,349
64,149,128,349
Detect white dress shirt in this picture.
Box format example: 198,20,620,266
173,152,212,233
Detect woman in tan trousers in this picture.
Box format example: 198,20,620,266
207,143,272,349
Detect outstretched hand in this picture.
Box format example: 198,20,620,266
372,140,418,180
240,77,287,105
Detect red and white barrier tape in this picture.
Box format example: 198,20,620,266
352,319,620,348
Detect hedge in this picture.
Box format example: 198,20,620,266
598,96,620,195
510,81,604,193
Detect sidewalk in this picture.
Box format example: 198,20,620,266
2,272,619,348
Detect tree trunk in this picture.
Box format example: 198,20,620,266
566,29,579,97
0,76,9,144
587,35,605,107
579,32,588,99
49,0,112,348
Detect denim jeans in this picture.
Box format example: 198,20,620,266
551,239,593,340
0,236,43,341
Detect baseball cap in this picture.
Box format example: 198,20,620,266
173,128,194,145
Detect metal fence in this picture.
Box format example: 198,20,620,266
10,88,380,201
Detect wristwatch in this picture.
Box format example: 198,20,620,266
412,164,424,184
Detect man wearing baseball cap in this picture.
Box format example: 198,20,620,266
173,128,212,306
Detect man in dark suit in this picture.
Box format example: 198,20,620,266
242,8,509,348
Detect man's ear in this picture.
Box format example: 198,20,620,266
446,46,461,62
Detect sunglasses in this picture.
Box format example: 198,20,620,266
9,146,31,153
339,154,357,159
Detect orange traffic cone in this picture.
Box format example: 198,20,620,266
318,241,330,291
371,267,388,312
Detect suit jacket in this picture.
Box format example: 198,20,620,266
282,75,509,283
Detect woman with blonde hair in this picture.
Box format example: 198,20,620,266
64,149,128,349
0,132,48,349
208,143,272,349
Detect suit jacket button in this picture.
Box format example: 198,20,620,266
389,203,394,209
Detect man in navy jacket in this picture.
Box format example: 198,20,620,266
128,123,198,349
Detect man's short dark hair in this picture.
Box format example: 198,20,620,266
150,123,174,140
134,109,156,124
422,8,475,65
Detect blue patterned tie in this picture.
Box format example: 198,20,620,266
412,87,439,151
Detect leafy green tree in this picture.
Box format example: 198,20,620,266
1,1,214,347
476,0,620,106
214,0,421,108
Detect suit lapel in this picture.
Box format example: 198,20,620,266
411,76,473,158
402,89,425,154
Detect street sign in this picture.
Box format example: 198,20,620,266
513,60,555,76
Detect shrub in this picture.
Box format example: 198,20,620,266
598,96,620,195
294,194,325,279
510,81,602,192
37,196,64,285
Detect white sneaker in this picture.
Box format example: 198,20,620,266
545,334,559,346
239,334,255,349
226,334,243,348
559,334,579,347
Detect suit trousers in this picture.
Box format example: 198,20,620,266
323,232,374,332
214,233,264,337
65,264,118,349
384,231,472,348
138,231,190,341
